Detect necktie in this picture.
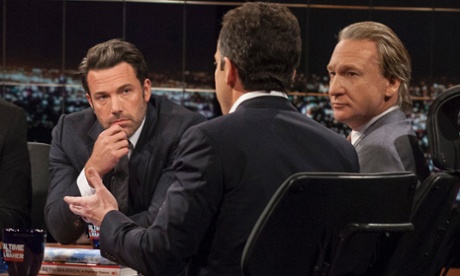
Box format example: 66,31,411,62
111,144,131,214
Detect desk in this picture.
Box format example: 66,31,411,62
0,242,91,248
46,243,92,249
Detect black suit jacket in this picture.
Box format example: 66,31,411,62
45,95,205,244
100,96,360,275
0,99,31,234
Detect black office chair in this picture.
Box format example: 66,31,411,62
383,85,460,276
28,142,51,230
241,172,417,276
422,84,460,275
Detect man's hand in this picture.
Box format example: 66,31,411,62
64,167,119,226
85,125,130,185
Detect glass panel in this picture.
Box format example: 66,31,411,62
432,11,460,85
5,1,62,72
434,1,460,8
370,10,432,81
3,0,63,142
0,0,455,150
125,2,183,87
65,1,124,72
302,8,370,79
184,4,218,90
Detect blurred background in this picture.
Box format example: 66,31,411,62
1,0,460,164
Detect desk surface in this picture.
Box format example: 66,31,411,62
46,242,92,249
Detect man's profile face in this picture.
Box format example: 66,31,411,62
86,62,151,137
327,39,398,130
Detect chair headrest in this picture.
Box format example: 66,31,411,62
427,85,460,172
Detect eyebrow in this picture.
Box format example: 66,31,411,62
329,63,360,72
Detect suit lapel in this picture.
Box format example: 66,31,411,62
355,108,405,147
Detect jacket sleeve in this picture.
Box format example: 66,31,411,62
128,111,206,227
0,105,32,232
45,114,87,244
100,126,222,275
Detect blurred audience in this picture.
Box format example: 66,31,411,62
1,65,457,170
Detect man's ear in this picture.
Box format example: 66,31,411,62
224,57,237,87
385,77,401,99
86,93,94,109
143,79,152,102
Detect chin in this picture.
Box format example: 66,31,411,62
332,112,344,121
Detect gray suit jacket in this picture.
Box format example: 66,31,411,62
99,96,360,275
45,95,205,244
354,108,429,181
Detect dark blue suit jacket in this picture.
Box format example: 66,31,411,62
45,95,205,244
100,96,360,275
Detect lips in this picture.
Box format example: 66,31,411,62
331,102,347,109
111,119,129,126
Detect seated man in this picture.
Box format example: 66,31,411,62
45,39,205,244
64,3,359,275
327,21,430,182
0,99,31,235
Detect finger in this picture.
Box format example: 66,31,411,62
105,124,125,135
64,196,80,205
87,167,105,190
68,203,83,216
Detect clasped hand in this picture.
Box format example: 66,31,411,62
85,125,130,180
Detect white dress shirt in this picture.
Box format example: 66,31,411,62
229,90,288,113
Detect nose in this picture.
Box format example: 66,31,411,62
110,95,122,114
328,76,344,98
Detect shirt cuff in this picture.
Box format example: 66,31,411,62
77,169,96,196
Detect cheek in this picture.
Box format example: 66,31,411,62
93,104,111,117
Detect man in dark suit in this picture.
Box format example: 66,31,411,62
0,99,31,235
45,39,205,244
327,21,429,182
64,3,359,275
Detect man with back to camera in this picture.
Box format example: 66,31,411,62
45,39,206,244
327,21,430,182
63,3,360,275
0,99,31,235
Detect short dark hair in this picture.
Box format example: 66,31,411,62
79,39,149,94
218,2,301,93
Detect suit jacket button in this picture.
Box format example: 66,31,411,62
73,220,81,227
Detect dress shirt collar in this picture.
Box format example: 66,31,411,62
229,91,288,113
129,116,145,149
350,105,399,145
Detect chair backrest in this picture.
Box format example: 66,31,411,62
383,85,460,276
28,142,51,230
241,172,417,276
427,84,460,172
383,172,459,275
421,85,460,275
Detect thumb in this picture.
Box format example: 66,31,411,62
87,167,105,190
